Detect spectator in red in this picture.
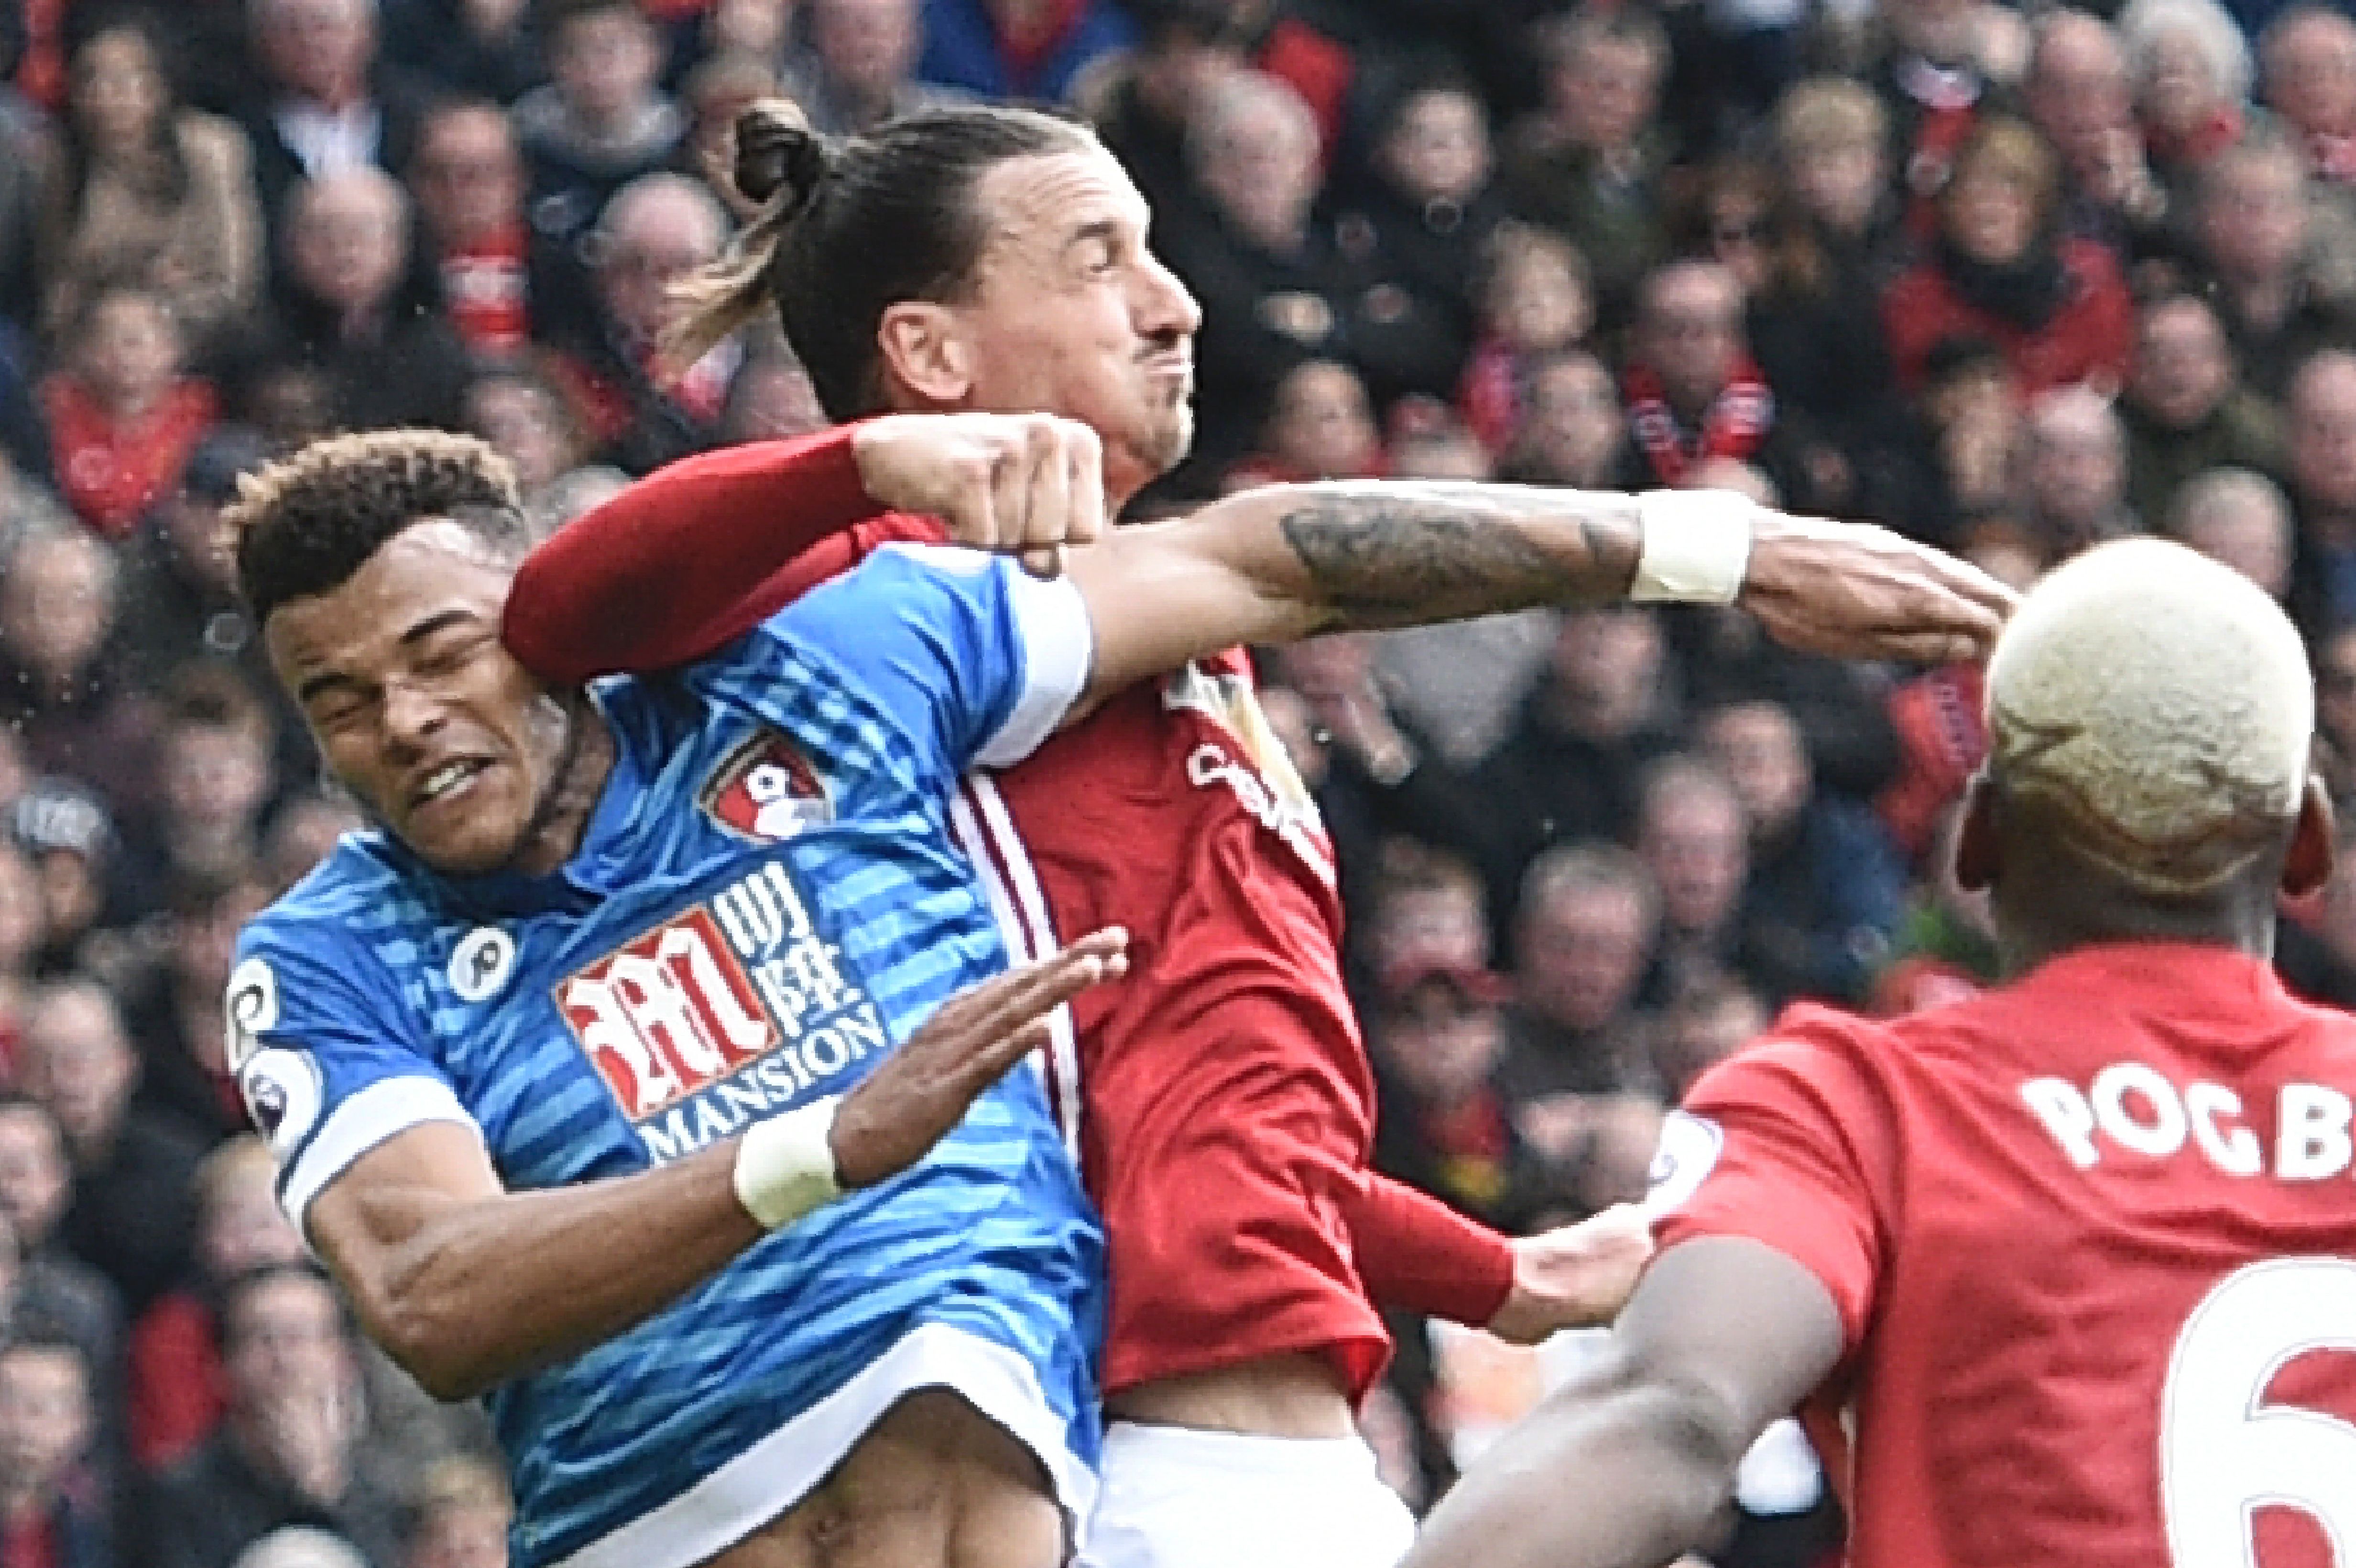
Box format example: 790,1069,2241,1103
406,100,578,360
128,1137,303,1472
1863,0,2022,234
132,1265,406,1568
41,286,218,542
1459,225,1592,458
915,0,1136,105
2117,0,2249,194
1617,258,1813,506
1881,116,2135,397
36,16,263,356
0,1336,108,1568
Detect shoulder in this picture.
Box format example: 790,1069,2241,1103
175,113,250,172
234,838,423,1013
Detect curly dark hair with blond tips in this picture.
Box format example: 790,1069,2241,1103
226,429,532,626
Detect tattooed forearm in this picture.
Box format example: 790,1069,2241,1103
1275,482,1645,630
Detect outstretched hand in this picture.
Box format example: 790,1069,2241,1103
851,413,1109,578
828,928,1127,1188
1485,1204,1656,1344
1741,513,2019,666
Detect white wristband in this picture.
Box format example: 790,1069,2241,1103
733,1095,845,1230
1632,490,1756,604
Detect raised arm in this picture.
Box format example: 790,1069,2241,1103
304,934,1123,1401
504,415,1108,681
1398,1236,1845,1568
1063,482,2018,714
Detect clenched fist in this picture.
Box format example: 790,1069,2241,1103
852,413,1109,577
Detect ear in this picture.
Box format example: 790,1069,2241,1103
1954,772,2000,893
2281,774,2336,900
874,301,974,409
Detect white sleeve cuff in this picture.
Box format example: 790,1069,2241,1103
977,568,1093,769
281,1076,485,1235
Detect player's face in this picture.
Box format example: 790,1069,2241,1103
266,521,581,877
944,147,1202,504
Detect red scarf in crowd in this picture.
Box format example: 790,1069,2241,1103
438,226,534,356
1624,357,1774,486
42,377,220,540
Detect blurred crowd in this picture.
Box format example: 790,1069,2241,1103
3,0,2356,1562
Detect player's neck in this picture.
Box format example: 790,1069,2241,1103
1992,894,2276,980
507,700,619,879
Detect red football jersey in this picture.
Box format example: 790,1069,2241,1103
1654,943,2356,1568
809,519,1389,1398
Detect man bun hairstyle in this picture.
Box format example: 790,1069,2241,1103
668,98,1095,420
225,429,530,627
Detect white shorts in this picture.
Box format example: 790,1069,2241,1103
1075,1422,1418,1568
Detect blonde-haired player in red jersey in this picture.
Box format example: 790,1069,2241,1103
1403,534,2356,1568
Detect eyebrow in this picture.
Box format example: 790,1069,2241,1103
293,610,484,705
1065,218,1125,253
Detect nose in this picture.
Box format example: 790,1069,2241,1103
380,675,447,752
1135,248,1203,342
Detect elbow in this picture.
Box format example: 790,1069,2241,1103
1621,1371,1758,1531
356,1283,503,1403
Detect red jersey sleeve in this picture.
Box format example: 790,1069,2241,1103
1343,1173,1516,1326
1651,1006,1899,1354
503,425,881,681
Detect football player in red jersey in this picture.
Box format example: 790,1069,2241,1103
501,99,2016,1568
1402,536,2356,1568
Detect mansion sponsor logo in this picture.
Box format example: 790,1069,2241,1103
556,860,889,1162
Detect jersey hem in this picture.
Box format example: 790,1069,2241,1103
540,1321,1096,1568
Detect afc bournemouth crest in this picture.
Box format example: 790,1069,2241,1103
700,729,832,843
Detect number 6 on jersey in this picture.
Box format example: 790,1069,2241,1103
2162,1256,2356,1565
